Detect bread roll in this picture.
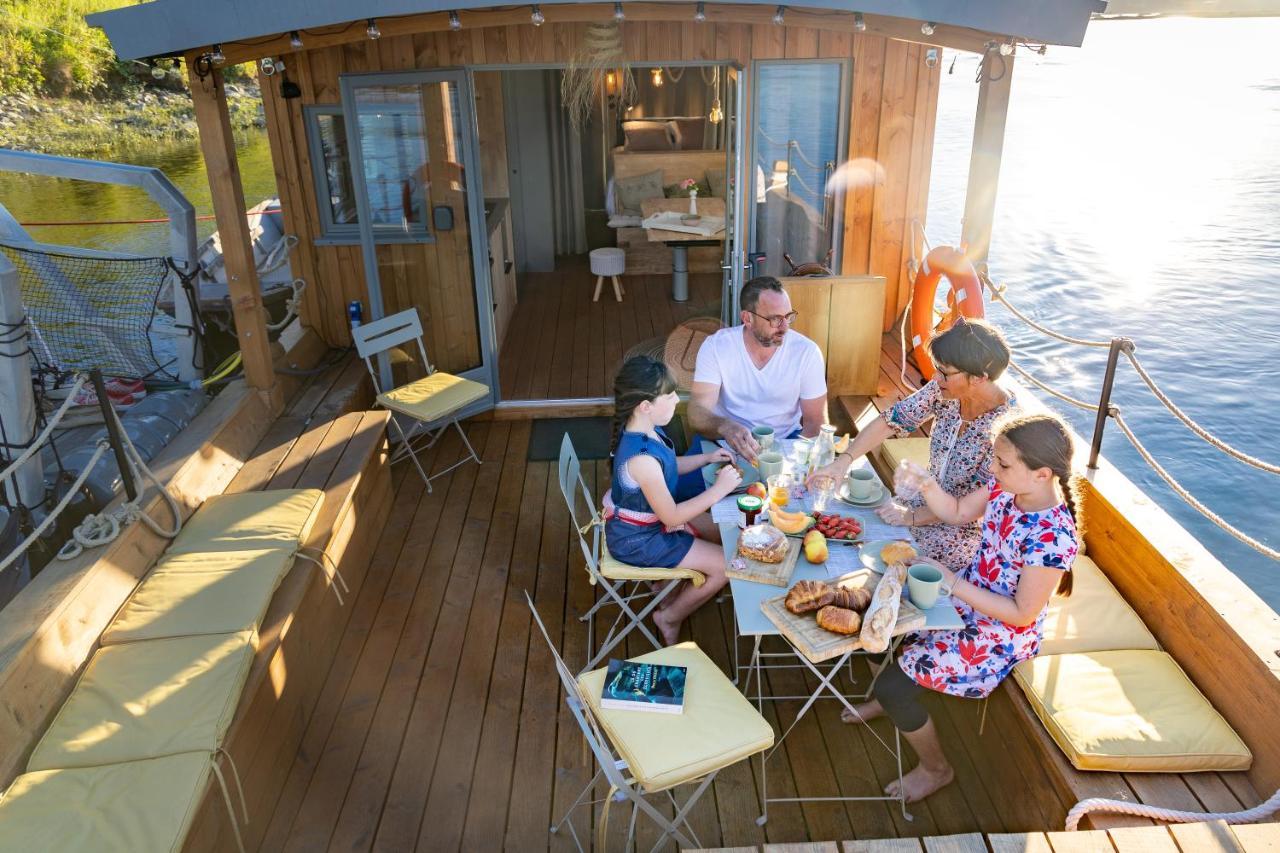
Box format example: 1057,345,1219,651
816,605,862,635
880,541,917,566
785,580,835,614
738,523,790,563
829,585,872,613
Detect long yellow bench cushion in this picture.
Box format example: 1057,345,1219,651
101,549,295,645
27,631,255,772
1039,555,1160,656
377,372,489,423
879,437,931,471
0,752,213,852
166,488,325,554
578,642,773,792
1013,650,1252,773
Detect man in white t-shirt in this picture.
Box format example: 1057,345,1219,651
688,276,828,462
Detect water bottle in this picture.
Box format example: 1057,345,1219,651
348,300,363,330
813,424,837,470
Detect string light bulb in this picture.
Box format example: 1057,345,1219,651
920,21,936,36
289,30,303,49
366,18,381,39
651,67,664,87
709,97,723,124
210,44,225,64
853,12,865,32
772,5,786,24
530,4,545,26
614,2,625,20
150,62,166,79
999,40,1014,56
449,10,462,30
694,2,706,22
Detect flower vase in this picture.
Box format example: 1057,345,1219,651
689,190,698,216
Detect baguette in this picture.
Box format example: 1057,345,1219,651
859,570,903,653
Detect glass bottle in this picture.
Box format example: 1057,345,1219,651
813,424,837,470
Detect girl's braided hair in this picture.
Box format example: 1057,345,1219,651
994,411,1082,597
611,355,678,455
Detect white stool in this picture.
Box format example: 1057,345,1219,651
589,247,626,302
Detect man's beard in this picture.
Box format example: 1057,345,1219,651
751,327,784,347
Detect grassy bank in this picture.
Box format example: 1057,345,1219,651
0,85,264,158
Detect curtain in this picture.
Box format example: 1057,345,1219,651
544,70,587,256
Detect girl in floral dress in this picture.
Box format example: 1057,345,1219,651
843,412,1080,804
809,319,1016,573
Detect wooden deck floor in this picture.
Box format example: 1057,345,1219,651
498,254,721,400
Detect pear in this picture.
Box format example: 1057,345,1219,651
803,529,828,564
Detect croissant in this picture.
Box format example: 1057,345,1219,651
829,586,872,613
785,580,835,614
816,605,862,635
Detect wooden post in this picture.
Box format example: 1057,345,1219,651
960,48,1015,271
186,56,282,412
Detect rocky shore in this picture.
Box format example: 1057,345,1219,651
0,82,265,157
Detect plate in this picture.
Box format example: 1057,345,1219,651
860,538,917,573
836,480,888,507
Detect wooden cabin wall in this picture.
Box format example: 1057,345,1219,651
260,21,942,363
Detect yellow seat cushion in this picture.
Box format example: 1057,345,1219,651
0,752,213,852
377,372,489,423
28,632,255,772
102,549,295,645
879,437,931,471
577,643,773,791
1039,555,1160,656
167,488,324,554
1013,650,1252,773
600,531,705,588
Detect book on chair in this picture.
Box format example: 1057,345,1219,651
600,659,687,714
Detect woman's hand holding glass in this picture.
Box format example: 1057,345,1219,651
893,459,933,498
806,456,850,489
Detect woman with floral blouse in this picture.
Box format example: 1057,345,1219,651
809,318,1017,574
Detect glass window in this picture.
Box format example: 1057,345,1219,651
750,62,846,277
304,104,433,242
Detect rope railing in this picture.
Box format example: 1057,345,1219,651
1006,360,1098,412
981,272,1112,348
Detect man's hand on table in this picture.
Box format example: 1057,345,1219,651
720,421,761,463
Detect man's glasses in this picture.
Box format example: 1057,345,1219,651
749,310,799,327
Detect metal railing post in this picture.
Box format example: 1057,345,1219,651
1088,337,1133,469
89,369,137,501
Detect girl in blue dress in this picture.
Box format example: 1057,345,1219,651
605,356,742,645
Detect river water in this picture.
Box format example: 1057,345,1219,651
0,16,1276,605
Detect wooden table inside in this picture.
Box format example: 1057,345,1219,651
640,197,726,242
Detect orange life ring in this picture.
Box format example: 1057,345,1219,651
908,246,984,382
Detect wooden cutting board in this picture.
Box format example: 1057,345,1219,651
726,539,802,587
760,569,927,662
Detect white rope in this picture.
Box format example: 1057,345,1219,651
1111,410,1279,561
0,373,87,486
1007,360,1098,412
256,233,298,276
1123,350,1280,475
265,278,306,332
57,402,183,561
981,272,1112,348
1066,787,1280,831
0,441,109,573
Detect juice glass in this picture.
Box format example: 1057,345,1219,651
767,473,793,507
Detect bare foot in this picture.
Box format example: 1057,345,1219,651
884,763,955,803
649,581,678,611
840,701,884,725
652,609,682,645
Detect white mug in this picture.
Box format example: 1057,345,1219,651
847,468,877,500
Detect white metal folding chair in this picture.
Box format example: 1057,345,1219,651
558,433,705,673
527,592,773,852
351,308,489,492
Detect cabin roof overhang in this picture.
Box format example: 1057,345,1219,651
90,0,1105,62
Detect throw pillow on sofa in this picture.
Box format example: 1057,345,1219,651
615,169,665,216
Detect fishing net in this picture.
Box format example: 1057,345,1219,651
0,241,177,380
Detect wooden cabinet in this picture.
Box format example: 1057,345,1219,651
487,199,518,348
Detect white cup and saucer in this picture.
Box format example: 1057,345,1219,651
837,468,887,507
